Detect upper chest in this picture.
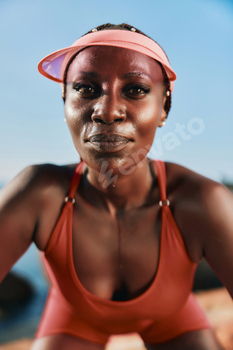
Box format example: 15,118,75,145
38,161,203,300
71,197,162,300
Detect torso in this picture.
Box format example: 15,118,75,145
31,159,219,349
33,160,205,301
72,180,161,301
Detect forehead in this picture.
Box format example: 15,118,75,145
66,46,164,83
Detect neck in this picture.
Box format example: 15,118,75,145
85,158,155,215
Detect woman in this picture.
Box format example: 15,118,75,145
0,23,232,350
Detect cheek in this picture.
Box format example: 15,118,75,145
64,86,91,123
64,103,86,151
64,93,92,129
132,99,162,140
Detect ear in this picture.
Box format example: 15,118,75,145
61,83,66,102
158,95,167,127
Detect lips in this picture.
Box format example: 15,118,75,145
86,133,132,152
89,134,130,143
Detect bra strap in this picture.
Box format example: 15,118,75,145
64,161,85,204
154,160,170,207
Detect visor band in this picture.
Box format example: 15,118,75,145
38,29,176,93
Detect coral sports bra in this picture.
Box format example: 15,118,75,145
35,160,211,345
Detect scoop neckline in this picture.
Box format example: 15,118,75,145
68,160,165,306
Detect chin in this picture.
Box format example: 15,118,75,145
84,153,147,180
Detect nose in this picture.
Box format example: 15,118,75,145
91,94,126,124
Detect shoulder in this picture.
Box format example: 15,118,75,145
1,163,77,204
0,163,78,250
164,161,227,203
164,161,233,262
23,162,76,187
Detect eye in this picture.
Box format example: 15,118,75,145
124,84,150,98
73,83,97,96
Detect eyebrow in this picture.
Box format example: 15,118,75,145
121,72,153,81
76,71,152,80
78,71,100,78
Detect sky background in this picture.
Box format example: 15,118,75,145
0,0,233,185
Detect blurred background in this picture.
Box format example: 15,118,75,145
0,0,233,346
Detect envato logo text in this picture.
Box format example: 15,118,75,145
98,117,205,188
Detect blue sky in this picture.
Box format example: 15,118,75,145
0,0,233,184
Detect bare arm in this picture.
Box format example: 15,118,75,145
200,183,233,298
173,176,233,298
165,162,233,298
0,166,41,282
0,162,71,283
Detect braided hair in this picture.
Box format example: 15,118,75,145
62,23,172,116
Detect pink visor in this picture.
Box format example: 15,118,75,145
38,30,176,92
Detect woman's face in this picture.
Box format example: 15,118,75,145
64,46,166,174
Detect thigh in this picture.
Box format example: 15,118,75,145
146,329,224,350
30,334,105,350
